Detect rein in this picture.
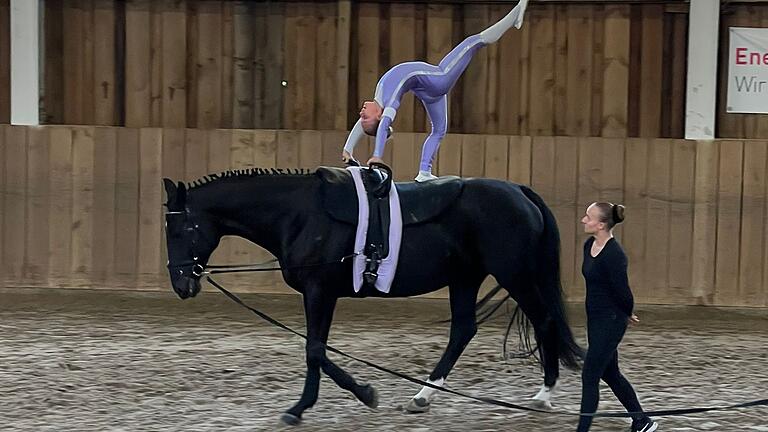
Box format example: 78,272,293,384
200,255,358,276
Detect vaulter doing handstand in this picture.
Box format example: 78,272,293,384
342,0,529,182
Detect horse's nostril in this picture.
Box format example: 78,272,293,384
187,278,200,297
170,274,195,300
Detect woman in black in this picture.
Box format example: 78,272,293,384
577,202,658,432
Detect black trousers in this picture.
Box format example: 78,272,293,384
576,312,648,431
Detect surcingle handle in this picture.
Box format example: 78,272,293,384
363,246,382,287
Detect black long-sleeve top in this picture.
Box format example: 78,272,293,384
582,237,634,318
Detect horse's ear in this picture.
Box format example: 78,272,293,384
163,178,176,194
163,178,177,205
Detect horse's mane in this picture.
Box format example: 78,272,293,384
187,168,314,190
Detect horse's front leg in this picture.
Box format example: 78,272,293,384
405,280,481,413
320,354,378,410
281,288,377,426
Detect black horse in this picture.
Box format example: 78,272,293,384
162,167,582,425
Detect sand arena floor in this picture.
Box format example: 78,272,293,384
1,288,766,431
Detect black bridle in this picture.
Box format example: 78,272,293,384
165,209,210,278
165,208,357,278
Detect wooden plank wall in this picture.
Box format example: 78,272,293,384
2,125,767,308
41,0,119,125
717,3,768,139
37,0,699,138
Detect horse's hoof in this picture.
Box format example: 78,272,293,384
280,413,301,426
404,397,430,414
361,384,379,409
530,398,553,411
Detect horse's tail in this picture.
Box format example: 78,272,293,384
520,185,584,369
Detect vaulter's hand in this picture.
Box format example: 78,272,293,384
628,314,640,326
367,156,384,166
342,150,353,163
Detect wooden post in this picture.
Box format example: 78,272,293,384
334,0,351,130
685,0,719,139
10,0,39,125
601,4,630,137
1,1,12,123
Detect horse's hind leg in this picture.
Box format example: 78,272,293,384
405,277,482,413
504,283,560,409
282,289,375,426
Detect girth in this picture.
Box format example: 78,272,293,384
359,166,393,287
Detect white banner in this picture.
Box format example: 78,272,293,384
727,27,768,114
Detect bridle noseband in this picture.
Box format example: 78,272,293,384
165,209,208,277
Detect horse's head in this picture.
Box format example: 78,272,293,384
163,178,218,299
